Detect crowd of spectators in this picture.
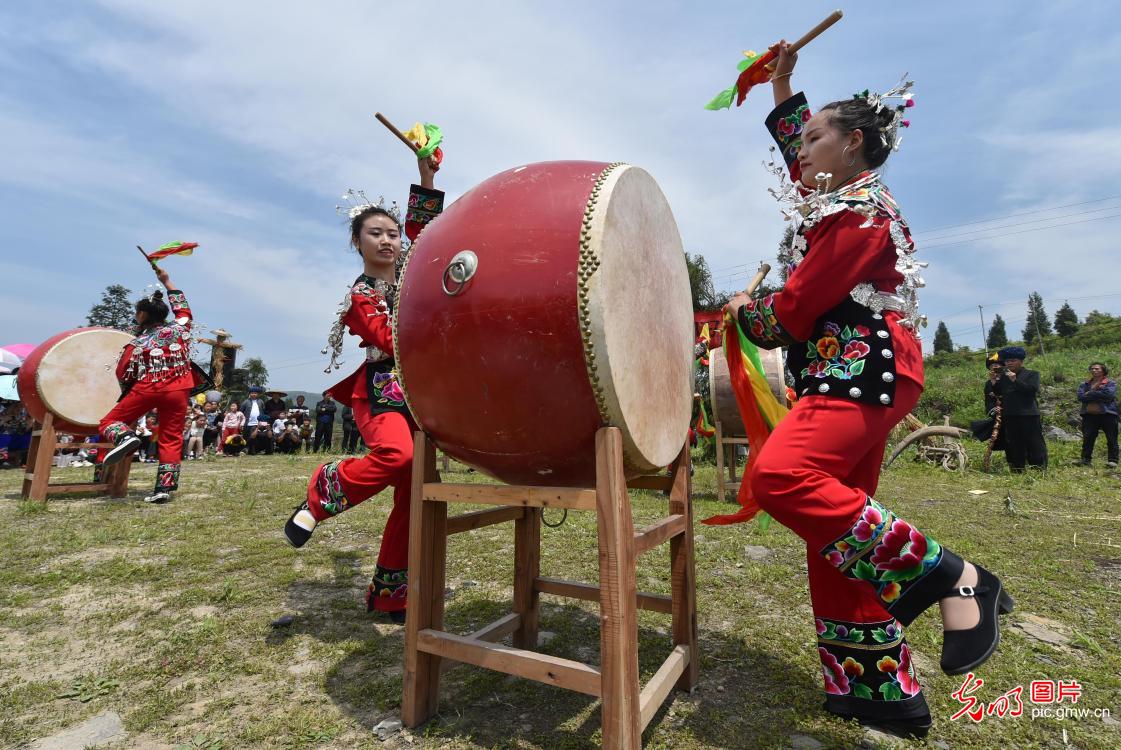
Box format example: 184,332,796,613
0,384,366,470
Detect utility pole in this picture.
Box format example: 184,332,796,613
978,305,987,351
1034,316,1046,355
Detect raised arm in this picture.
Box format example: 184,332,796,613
154,266,192,327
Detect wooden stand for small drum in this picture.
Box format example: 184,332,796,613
21,412,132,502
713,421,751,505
402,427,698,749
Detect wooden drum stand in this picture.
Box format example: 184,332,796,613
402,426,698,748
21,412,132,502
713,420,750,504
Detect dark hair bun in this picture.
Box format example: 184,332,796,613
151,290,165,301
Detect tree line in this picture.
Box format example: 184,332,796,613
933,292,1119,355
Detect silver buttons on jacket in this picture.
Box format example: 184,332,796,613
818,383,830,394
880,394,891,404
877,330,889,339
849,387,862,398
881,349,893,358
882,372,895,383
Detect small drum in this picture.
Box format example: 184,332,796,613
395,161,694,486
708,345,786,437
18,328,133,434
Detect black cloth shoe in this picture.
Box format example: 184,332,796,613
143,491,171,504
940,564,1014,675
102,432,141,466
825,694,932,739
284,502,317,548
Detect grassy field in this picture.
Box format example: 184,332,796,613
1,438,1119,749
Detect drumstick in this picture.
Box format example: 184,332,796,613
744,263,772,296
764,10,844,70
135,245,157,271
374,112,421,155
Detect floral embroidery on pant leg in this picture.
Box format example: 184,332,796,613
817,617,921,702
820,497,945,608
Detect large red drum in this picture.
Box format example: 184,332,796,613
394,161,694,486
18,327,133,435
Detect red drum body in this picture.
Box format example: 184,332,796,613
708,346,786,436
395,161,693,486
18,327,132,434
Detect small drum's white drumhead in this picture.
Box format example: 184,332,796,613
709,345,786,437
37,329,133,429
583,165,693,473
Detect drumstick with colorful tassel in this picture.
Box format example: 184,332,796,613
705,10,843,110
374,112,444,170
137,241,198,268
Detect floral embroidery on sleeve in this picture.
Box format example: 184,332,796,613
774,103,811,162
738,293,795,349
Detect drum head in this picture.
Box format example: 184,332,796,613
583,165,693,472
37,329,133,430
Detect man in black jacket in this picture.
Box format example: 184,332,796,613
996,346,1047,471
314,392,337,453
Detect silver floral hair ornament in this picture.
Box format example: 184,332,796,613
336,189,401,224
853,74,915,152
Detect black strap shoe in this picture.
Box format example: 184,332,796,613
102,432,141,466
284,502,316,548
940,564,1014,675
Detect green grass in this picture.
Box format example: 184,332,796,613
1,441,1118,749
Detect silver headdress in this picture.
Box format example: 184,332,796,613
853,74,915,153
336,189,401,224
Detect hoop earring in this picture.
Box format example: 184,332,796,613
842,145,857,168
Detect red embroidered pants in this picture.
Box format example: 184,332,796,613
99,386,190,491
306,403,414,612
750,379,948,722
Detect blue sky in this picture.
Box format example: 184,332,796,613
2,1,1119,391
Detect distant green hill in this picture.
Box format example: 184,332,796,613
919,344,1117,431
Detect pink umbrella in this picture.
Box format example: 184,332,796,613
0,344,36,359
0,344,36,375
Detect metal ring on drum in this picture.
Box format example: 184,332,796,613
394,161,694,487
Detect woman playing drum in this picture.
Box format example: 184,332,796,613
727,43,1011,737
99,265,202,503
284,154,443,624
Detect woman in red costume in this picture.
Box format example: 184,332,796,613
99,265,201,504
284,155,442,624
728,43,1012,737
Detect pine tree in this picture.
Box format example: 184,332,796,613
986,314,1008,349
1054,302,1079,338
85,284,134,330
1022,292,1052,345
933,321,953,354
